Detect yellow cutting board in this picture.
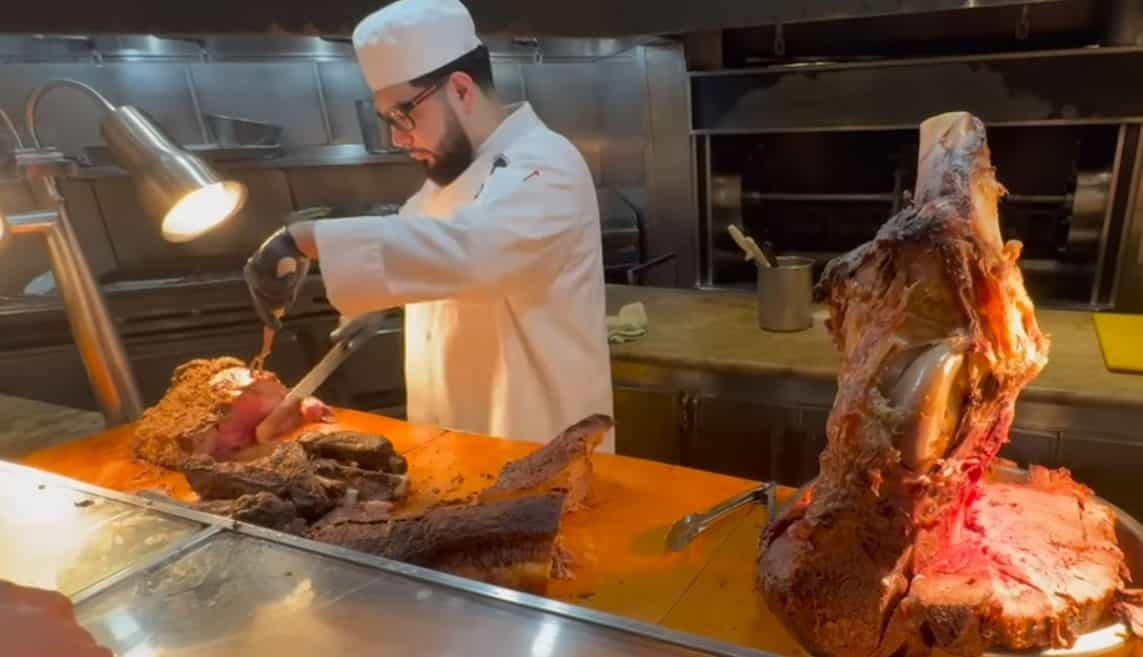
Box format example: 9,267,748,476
1092,313,1143,373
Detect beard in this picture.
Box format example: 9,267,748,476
422,106,474,186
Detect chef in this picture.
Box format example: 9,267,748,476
245,0,615,451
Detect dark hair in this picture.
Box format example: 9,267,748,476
410,44,495,93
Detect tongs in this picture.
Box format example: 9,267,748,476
665,482,775,552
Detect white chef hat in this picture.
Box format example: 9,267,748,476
352,0,483,91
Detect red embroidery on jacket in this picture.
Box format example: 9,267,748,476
524,169,540,181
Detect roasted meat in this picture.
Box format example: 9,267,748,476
903,467,1125,654
196,492,306,534
178,414,611,593
759,112,1138,657
132,357,332,468
184,431,409,524
306,415,612,590
482,413,612,511
308,492,567,593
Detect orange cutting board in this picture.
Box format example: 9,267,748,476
1092,313,1143,374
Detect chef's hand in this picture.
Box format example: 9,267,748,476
244,207,332,330
330,310,391,352
0,580,113,657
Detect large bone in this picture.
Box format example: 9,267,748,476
915,112,1004,252
888,342,967,471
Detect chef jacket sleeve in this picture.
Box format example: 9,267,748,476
313,153,590,316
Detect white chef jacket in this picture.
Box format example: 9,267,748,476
314,102,615,452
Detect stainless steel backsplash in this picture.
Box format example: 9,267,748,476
0,36,695,297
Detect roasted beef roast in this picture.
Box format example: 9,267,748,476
133,357,332,468
759,112,1140,657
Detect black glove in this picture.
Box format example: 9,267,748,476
244,208,332,330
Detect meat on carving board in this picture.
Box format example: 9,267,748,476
131,359,613,594
759,112,1143,657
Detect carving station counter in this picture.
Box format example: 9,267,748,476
14,409,803,657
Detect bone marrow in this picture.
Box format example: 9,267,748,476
759,112,1141,657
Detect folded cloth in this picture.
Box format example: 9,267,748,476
608,302,647,344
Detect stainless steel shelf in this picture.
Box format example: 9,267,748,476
70,144,417,180
740,192,1070,205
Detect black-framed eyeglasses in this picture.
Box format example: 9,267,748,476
377,80,445,133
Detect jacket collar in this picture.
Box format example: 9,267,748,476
476,101,542,160
413,102,541,206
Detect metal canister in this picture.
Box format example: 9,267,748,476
756,256,814,332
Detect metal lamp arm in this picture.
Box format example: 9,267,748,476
24,79,116,149
0,108,23,150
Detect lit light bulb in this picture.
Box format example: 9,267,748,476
161,181,244,242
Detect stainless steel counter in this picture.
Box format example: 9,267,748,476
0,460,771,657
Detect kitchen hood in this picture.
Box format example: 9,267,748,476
2,0,1069,38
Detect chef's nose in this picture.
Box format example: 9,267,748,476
391,127,413,149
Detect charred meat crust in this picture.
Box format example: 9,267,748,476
180,415,612,590
299,431,408,474
132,357,333,468
307,492,566,564
481,414,611,511
185,433,409,524
758,113,1133,657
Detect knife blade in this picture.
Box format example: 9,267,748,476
253,312,389,443
281,338,353,408
665,482,773,552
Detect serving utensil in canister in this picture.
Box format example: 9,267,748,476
728,224,775,268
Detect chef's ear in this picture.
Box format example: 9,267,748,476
448,71,479,111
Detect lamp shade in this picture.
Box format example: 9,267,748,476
100,106,246,242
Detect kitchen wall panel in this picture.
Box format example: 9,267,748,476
490,61,526,105
316,62,374,145
286,163,426,211
519,61,603,181
0,62,201,157
189,62,329,146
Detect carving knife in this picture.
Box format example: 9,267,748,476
253,312,388,443
285,340,352,407
281,310,394,406
665,482,774,552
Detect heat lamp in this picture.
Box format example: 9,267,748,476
0,81,248,425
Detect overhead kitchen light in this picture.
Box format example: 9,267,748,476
0,79,249,426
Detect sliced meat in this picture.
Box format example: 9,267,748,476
482,414,613,511
183,443,334,520
196,492,305,534
307,492,567,593
298,430,407,473
181,432,410,525
311,460,409,502
133,357,333,468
